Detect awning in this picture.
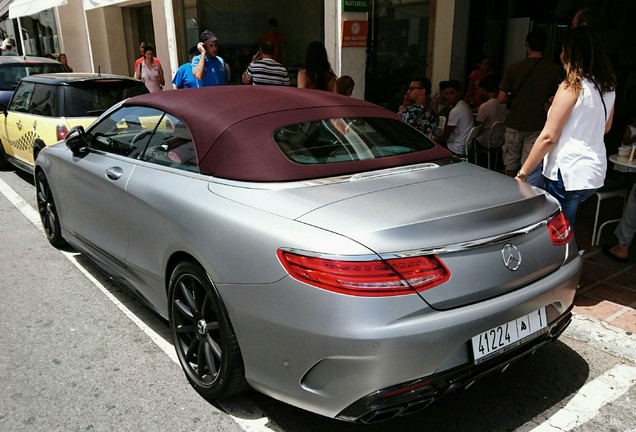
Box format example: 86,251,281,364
9,0,68,19
0,0,13,19
83,0,127,11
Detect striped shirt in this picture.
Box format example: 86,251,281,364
245,58,290,86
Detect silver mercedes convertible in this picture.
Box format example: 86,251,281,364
34,86,580,423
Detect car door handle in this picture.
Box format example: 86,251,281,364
105,167,123,180
16,120,22,130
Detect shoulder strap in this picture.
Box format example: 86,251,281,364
512,58,542,97
598,88,607,120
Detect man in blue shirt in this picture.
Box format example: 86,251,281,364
172,46,198,89
192,30,227,87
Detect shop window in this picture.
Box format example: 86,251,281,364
365,0,429,111
196,0,324,85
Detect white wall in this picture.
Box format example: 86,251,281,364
324,0,366,99
56,0,92,73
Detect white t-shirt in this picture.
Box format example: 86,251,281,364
543,78,616,191
446,100,475,154
475,98,509,147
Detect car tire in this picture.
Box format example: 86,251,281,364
169,260,249,400
35,170,67,248
0,140,9,170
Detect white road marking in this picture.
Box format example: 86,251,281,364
0,177,276,432
530,363,636,432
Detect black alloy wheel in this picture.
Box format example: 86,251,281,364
35,170,66,248
169,260,249,399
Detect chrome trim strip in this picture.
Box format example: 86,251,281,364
381,216,554,259
350,163,439,181
280,211,558,261
209,160,458,190
278,247,380,262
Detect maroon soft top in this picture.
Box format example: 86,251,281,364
123,86,451,181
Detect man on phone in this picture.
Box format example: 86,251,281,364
241,40,289,86
192,30,227,87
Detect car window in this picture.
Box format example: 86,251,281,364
141,113,198,173
0,64,65,91
9,81,36,113
86,106,198,172
86,105,162,158
273,117,436,164
30,84,57,117
64,80,148,117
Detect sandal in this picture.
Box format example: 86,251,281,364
602,246,628,263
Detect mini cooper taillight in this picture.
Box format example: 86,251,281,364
277,250,450,297
56,124,69,141
548,211,573,246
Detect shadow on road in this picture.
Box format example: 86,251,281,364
244,340,589,432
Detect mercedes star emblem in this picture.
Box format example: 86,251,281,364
501,243,521,271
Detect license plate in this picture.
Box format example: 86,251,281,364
471,307,548,364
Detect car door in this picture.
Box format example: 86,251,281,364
0,80,35,162
56,105,160,273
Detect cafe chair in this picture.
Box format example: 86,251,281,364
480,121,506,171
459,124,482,162
591,179,628,246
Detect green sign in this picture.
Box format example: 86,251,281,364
343,0,368,12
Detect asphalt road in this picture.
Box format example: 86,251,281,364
1,165,635,432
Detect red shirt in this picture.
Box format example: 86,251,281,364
134,56,161,71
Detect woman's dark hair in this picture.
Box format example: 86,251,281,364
143,44,155,55
561,26,616,94
303,41,334,91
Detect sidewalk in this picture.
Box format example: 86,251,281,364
571,193,636,335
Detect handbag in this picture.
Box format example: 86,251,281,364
506,58,542,110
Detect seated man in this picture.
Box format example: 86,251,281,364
397,76,437,136
475,75,509,148
434,80,474,155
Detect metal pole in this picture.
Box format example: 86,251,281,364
17,16,25,56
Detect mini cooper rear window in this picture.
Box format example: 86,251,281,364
273,117,436,164
64,80,148,117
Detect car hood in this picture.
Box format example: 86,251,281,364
209,162,570,309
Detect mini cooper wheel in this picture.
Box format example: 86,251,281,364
35,170,66,248
0,141,9,170
169,260,249,399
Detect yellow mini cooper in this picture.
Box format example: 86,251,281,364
0,73,148,173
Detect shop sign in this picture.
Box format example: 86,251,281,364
342,20,368,48
343,0,368,12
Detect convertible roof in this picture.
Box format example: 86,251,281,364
124,86,450,181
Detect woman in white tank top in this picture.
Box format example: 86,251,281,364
515,26,617,227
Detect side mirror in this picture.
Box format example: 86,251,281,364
65,125,87,154
0,103,7,115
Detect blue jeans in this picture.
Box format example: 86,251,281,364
544,170,596,226
526,163,544,188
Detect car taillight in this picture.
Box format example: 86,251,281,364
277,250,450,296
56,124,68,141
547,211,573,246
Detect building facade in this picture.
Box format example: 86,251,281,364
0,0,444,104
0,0,633,131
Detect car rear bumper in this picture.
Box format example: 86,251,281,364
219,254,581,420
336,306,573,423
